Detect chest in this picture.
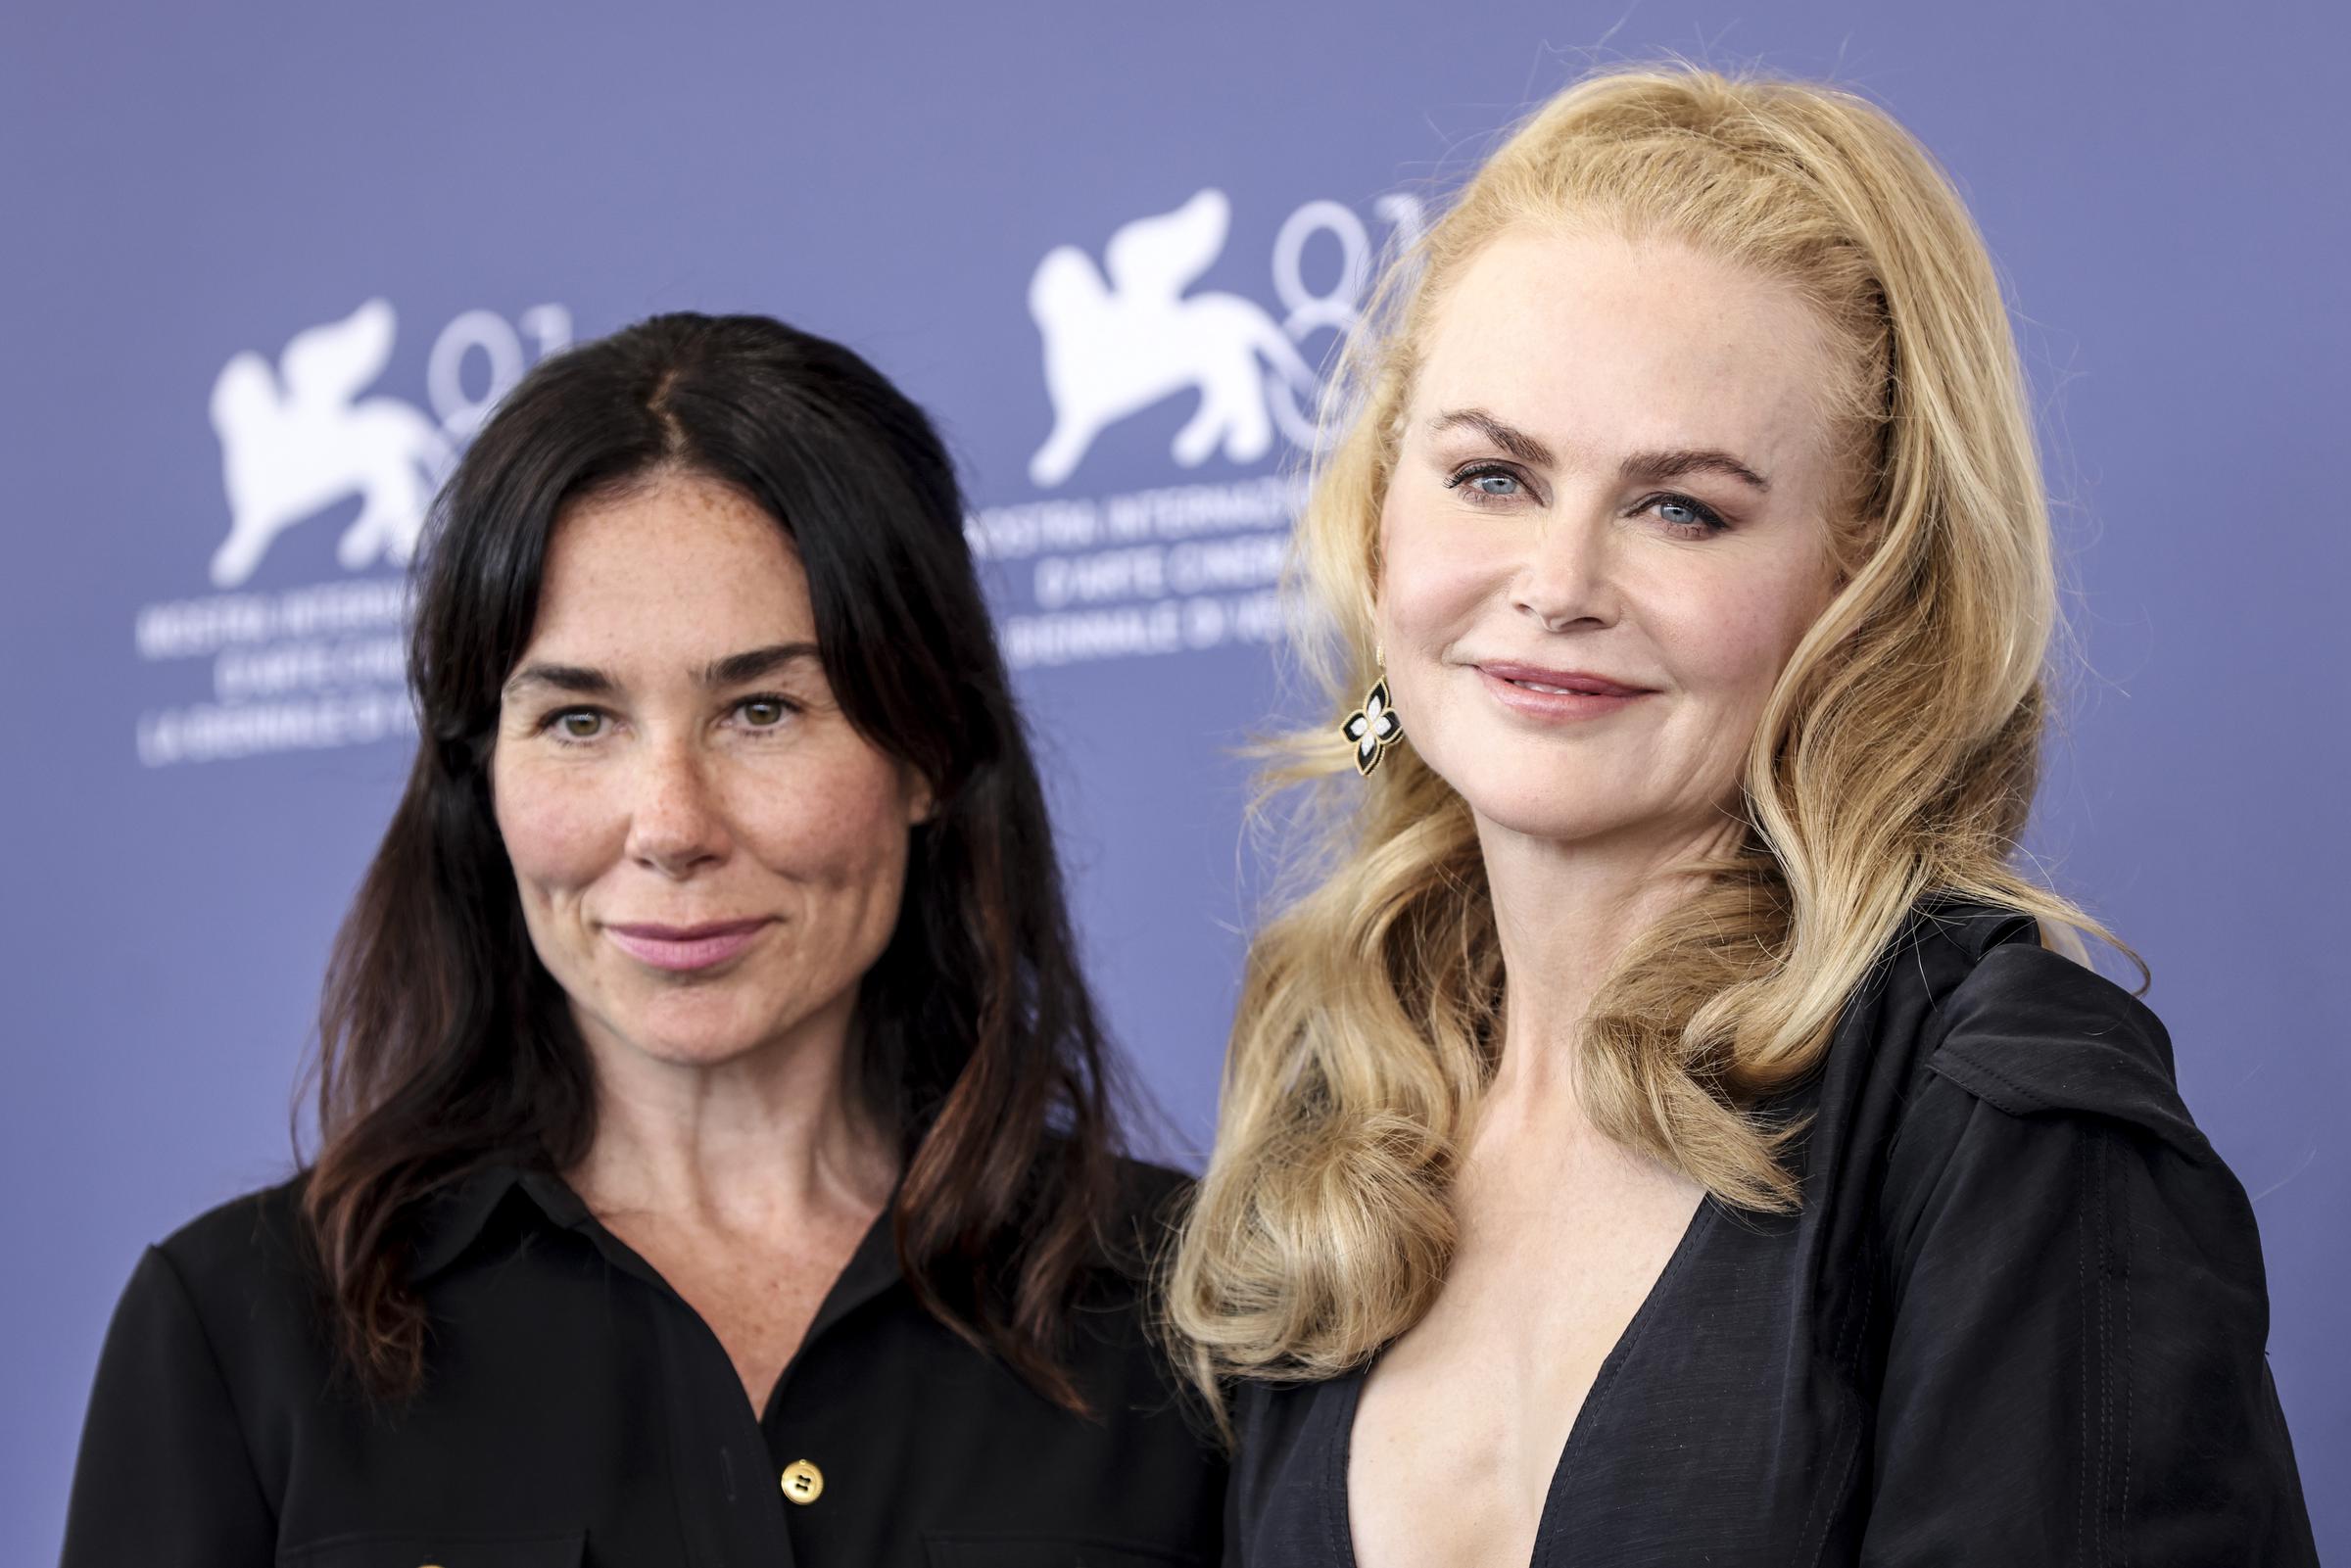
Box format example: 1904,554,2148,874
603,1216,865,1413
1346,1140,1707,1568
1233,1162,1896,1568
251,1216,1228,1566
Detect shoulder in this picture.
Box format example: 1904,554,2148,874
1814,900,2231,1241
1860,944,2313,1557
1110,1154,1197,1225
1053,1158,1214,1421
138,1171,326,1358
82,1172,333,1463
153,1170,312,1279
1913,916,2208,1160
1089,1154,1196,1282
1873,909,2262,1278
1836,899,2201,1155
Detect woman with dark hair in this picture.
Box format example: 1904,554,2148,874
63,313,1223,1567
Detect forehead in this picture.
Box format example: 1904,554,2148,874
1410,226,1844,473
525,471,811,657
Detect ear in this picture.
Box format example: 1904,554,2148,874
903,764,938,828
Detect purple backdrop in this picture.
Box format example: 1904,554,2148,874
6,5,2344,1559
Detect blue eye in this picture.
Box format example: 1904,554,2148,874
1446,462,1529,502
1647,493,1729,533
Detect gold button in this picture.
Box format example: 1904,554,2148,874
781,1458,825,1504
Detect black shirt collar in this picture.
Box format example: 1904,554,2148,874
408,1164,532,1283
408,1161,907,1339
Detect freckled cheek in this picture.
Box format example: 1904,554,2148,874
492,763,627,912
725,766,913,901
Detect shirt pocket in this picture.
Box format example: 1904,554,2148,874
275,1529,585,1568
923,1532,1206,1568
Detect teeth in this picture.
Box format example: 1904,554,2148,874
1518,681,1573,694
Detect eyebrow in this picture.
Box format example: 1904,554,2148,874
503,641,822,699
1619,448,1772,495
1430,407,1772,495
1430,408,1556,467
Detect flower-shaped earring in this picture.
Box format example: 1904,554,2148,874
1342,675,1405,777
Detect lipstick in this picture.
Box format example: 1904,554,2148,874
602,919,771,973
1474,662,1654,722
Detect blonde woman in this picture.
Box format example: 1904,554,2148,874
1170,67,2315,1566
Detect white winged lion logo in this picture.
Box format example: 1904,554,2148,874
207,299,454,589
1028,189,1319,489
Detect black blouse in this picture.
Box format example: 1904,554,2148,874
63,1157,1223,1567
1225,903,2316,1566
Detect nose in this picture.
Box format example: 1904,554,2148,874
623,735,731,878
1511,499,1619,634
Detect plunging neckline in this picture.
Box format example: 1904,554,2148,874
1331,1193,1720,1568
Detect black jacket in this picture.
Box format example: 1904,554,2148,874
1227,903,2316,1565
64,1156,1223,1567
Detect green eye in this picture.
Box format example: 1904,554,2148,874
738,695,796,729
559,711,603,739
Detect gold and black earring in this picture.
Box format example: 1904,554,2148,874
1341,651,1404,777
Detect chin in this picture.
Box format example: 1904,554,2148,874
1462,792,1639,846
596,986,781,1068
641,1030,770,1068
592,1020,761,1069
1448,757,1744,860
1423,745,1632,845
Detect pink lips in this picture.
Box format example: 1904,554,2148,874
1474,661,1655,721
602,918,771,973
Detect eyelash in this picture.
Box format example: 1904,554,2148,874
535,693,802,746
1443,462,1732,536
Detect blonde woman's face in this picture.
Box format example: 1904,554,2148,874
1377,227,1844,852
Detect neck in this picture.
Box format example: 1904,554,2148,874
565,991,898,1233
1478,811,1742,1106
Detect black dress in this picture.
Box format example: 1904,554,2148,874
1225,903,2316,1565
63,1156,1223,1567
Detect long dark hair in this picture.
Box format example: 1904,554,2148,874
304,312,1123,1410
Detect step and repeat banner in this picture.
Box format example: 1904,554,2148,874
6,4,2344,1557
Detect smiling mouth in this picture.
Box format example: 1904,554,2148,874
602,918,773,974
1474,663,1653,698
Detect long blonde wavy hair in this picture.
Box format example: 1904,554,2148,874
1167,64,2117,1412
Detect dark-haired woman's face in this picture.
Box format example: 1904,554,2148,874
490,471,932,1081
